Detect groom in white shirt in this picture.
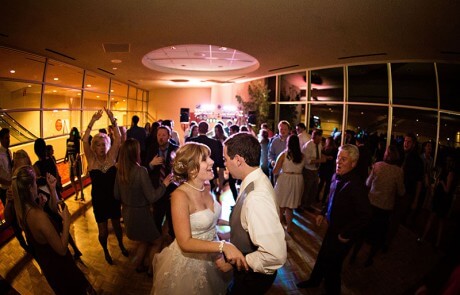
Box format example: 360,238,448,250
223,132,287,294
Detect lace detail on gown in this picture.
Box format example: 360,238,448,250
151,200,231,295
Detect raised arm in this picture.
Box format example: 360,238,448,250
273,152,286,175
105,107,121,156
83,109,103,161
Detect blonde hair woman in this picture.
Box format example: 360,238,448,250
83,107,127,264
152,142,247,295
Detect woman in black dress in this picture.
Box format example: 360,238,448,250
12,165,94,295
83,108,128,264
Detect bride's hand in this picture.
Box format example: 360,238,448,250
222,242,249,271
215,255,233,272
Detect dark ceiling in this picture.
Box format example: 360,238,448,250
1,0,460,90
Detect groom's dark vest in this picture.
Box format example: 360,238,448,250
229,182,257,255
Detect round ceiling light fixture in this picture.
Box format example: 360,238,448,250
142,44,259,75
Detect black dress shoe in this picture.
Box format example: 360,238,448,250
296,280,320,289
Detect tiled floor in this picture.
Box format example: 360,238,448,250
0,185,445,294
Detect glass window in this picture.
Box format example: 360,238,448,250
279,72,307,101
43,85,82,109
112,111,127,127
279,104,304,127
438,63,460,112
392,108,437,145
266,76,276,102
83,91,108,109
310,67,344,102
0,47,45,81
348,64,388,103
45,60,83,88
6,111,40,145
84,71,109,94
347,105,388,147
143,101,148,113
127,98,141,112
128,86,137,99
439,113,460,148
0,81,41,109
83,110,110,132
110,80,128,98
43,110,80,137
309,104,343,137
111,96,127,111
391,63,437,108
137,89,143,100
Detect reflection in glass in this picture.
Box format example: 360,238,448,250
84,71,109,94
43,86,82,109
309,104,343,137
128,86,137,99
266,76,276,102
7,111,40,145
392,108,437,144
110,81,128,98
279,72,306,101
0,81,41,109
43,110,80,137
45,60,83,88
83,91,108,109
348,64,388,103
438,63,460,112
0,47,45,81
279,104,302,127
347,105,388,139
127,98,141,112
111,96,127,111
391,63,437,108
310,67,343,102
439,113,460,148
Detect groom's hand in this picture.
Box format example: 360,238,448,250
223,242,249,271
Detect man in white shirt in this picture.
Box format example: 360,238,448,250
224,132,287,294
296,122,310,150
301,129,325,211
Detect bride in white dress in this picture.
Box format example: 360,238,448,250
152,142,247,295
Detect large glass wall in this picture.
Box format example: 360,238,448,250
0,46,149,228
0,47,149,149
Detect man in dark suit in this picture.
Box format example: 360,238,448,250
127,115,147,161
297,144,371,295
144,125,178,238
188,121,225,193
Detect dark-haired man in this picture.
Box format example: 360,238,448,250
224,133,286,294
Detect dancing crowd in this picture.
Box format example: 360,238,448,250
1,110,459,294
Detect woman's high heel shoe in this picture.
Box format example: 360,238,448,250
120,245,129,257
104,249,113,265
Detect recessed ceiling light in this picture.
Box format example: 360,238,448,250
9,70,15,74
219,47,228,51
86,84,92,87
110,89,114,92
111,59,122,64
112,67,118,70
171,46,176,50
52,90,57,93
53,77,59,81
28,85,32,87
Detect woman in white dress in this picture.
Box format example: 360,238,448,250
152,142,247,295
273,135,305,233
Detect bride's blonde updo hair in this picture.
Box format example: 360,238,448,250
173,142,211,183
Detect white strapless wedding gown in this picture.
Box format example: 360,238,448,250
151,200,231,295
